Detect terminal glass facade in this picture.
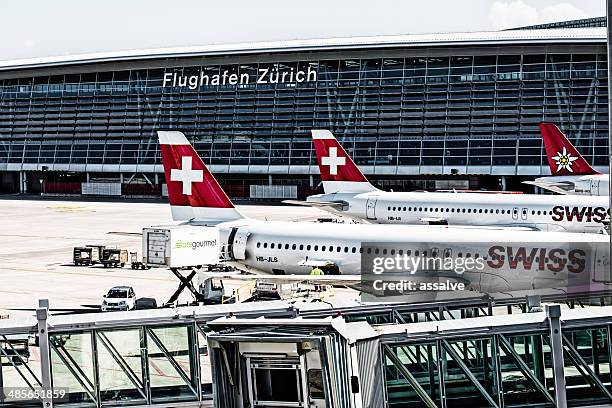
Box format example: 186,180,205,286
0,44,608,176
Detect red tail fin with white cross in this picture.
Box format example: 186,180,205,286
311,130,376,193
158,131,243,222
539,123,599,176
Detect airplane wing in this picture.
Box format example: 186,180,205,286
199,271,362,285
298,259,336,267
523,180,574,195
418,217,448,225
282,199,345,210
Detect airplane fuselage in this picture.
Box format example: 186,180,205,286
306,190,609,233
210,219,610,294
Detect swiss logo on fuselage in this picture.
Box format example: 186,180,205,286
487,245,587,273
551,206,608,223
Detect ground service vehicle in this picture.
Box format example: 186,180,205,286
101,286,136,311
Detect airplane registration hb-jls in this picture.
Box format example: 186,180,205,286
158,131,609,295
298,130,609,233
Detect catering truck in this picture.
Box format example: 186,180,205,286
142,225,220,268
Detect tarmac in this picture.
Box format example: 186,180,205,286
0,197,333,319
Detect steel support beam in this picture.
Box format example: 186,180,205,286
441,340,499,408
383,345,438,408
37,306,53,408
498,335,554,404
561,333,612,401
546,304,567,408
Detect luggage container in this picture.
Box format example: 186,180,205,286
101,248,128,268
73,245,105,266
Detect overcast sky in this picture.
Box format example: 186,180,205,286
0,0,605,61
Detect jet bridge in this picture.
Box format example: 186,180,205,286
208,305,612,408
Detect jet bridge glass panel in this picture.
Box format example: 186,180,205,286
0,332,42,407
383,325,612,408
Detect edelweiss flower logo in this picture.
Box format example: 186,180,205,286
552,147,578,173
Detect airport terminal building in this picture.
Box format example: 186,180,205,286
0,20,608,197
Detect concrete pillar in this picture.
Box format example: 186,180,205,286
546,304,566,408
154,173,159,184
19,171,26,194
309,175,314,187
268,174,273,185
86,172,90,182
500,176,506,191
119,173,124,184
36,302,53,408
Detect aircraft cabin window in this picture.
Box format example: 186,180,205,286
329,246,334,252
300,245,304,250
352,247,356,253
403,207,407,211
478,209,482,213
382,249,387,255
307,245,311,250
406,250,411,256
337,246,341,252
292,244,296,250
278,243,282,249
285,244,289,250
257,242,261,248
537,211,541,215
392,206,396,211
390,249,395,255
458,252,463,257
322,245,326,251
344,247,349,253
314,245,318,251
496,209,499,214
359,247,363,253
367,248,372,254
419,207,423,211
375,248,380,254
264,243,268,248
398,249,403,255
388,206,391,211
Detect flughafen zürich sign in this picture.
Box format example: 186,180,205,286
163,65,318,89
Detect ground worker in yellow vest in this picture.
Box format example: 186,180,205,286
310,266,324,276
310,266,324,291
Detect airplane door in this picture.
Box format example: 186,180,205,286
591,179,599,196
228,227,249,260
521,207,528,221
512,207,519,220
366,198,377,220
